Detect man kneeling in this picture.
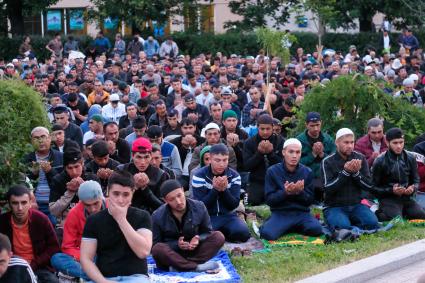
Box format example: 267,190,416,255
80,170,152,283
152,180,225,271
260,139,323,240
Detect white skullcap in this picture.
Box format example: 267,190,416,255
364,66,373,72
403,78,414,86
201,123,220,138
336,128,354,141
409,74,419,81
283,138,302,149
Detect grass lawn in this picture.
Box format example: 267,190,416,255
232,207,425,283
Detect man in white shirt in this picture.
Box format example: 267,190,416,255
102,93,126,123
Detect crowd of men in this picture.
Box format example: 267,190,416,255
2,29,425,282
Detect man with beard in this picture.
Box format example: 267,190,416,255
260,139,322,240
321,128,379,231
243,114,284,205
151,180,224,271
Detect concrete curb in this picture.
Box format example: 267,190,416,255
296,239,425,283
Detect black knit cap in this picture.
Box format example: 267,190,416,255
63,146,82,167
160,179,183,198
257,113,274,125
209,143,229,155
386,127,404,142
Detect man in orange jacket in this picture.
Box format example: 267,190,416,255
50,180,106,280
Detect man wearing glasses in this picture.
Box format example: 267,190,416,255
24,127,63,222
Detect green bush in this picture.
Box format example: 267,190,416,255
0,79,50,197
292,75,425,148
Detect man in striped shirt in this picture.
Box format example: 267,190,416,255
192,144,250,243
0,231,39,283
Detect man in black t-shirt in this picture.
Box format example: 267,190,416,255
80,170,152,282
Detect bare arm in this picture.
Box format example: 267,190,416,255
116,217,152,259
80,240,112,283
109,200,152,259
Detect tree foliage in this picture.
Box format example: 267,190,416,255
226,0,298,31
3,0,59,35
228,0,425,33
293,75,425,147
256,27,297,65
0,80,50,197
87,0,201,32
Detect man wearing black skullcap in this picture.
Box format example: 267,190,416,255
49,145,99,223
243,113,284,205
192,144,251,242
372,127,425,220
151,180,224,271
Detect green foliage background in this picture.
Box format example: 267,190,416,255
292,75,425,147
0,80,50,196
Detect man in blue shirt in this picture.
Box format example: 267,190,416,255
260,138,322,240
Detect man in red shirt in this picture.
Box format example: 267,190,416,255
51,180,105,280
0,185,60,283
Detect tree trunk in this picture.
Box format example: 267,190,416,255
6,0,25,36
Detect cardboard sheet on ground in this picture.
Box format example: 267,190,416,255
147,250,241,283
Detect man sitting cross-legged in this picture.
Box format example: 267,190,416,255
260,138,323,240
151,179,225,271
50,180,106,281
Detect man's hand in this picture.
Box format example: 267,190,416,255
107,140,116,155
178,236,191,250
393,184,405,196
226,133,239,147
213,176,228,192
258,141,267,154
404,185,415,195
108,198,128,222
66,177,84,192
312,142,323,158
187,113,199,122
134,173,150,190
262,140,274,154
371,152,380,159
188,235,200,250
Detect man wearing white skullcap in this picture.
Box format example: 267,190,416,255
394,77,423,107
260,138,323,240
321,128,379,231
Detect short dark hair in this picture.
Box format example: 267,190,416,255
133,116,146,129
91,140,109,158
180,117,196,127
152,144,161,153
0,233,11,253
6,184,31,203
108,170,135,191
103,121,118,132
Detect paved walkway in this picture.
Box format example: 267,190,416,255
366,260,425,283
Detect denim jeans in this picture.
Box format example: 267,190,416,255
416,192,425,209
260,211,323,240
87,274,150,283
324,204,379,231
51,253,89,280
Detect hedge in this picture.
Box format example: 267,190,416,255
1,30,425,61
